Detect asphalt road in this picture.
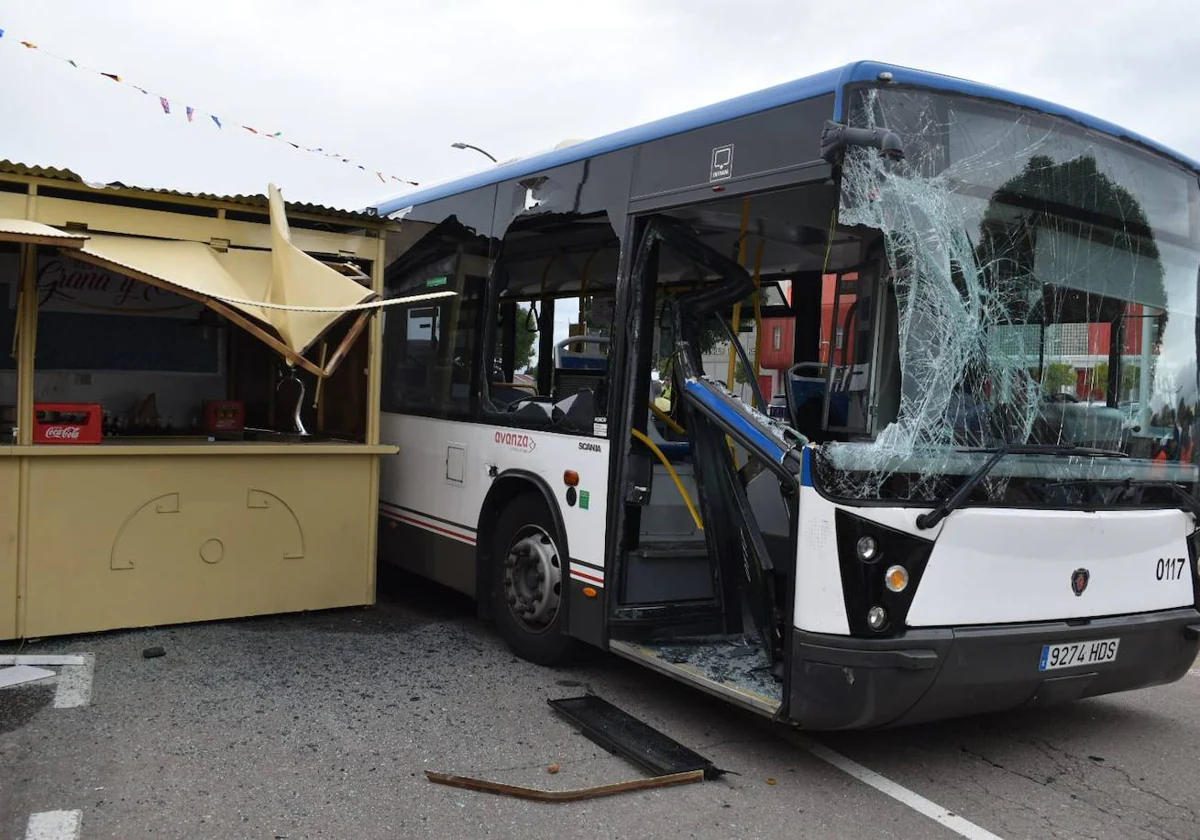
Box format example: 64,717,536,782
2,569,1198,840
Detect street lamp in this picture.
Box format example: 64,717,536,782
451,142,498,163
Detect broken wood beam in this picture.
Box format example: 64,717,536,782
424,768,704,802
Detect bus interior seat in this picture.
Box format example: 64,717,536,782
554,335,610,402
553,369,605,403
552,388,595,432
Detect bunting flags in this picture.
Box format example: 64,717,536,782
1,27,420,187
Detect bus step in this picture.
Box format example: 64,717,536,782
548,694,725,780
631,542,709,560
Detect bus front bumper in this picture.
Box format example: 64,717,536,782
787,607,1200,730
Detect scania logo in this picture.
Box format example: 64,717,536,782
578,442,602,452
494,431,536,453
1071,568,1090,597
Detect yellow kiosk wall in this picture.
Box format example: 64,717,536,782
0,163,398,640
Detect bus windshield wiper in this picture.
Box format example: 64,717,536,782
1156,481,1200,518
915,444,1127,531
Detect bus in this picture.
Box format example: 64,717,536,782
369,61,1200,730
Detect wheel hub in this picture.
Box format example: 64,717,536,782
503,527,562,630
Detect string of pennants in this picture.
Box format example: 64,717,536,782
0,27,420,187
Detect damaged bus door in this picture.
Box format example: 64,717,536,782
632,218,803,663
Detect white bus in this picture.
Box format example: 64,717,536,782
370,61,1200,730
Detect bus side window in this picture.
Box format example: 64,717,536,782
486,214,620,433
382,259,485,420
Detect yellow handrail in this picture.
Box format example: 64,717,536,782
650,403,686,436
727,199,753,471
752,238,765,379
725,198,752,390
631,428,703,531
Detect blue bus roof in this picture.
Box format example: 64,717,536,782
372,60,1200,217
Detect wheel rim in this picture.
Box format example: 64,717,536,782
502,524,562,634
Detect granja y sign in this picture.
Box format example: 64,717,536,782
33,255,203,318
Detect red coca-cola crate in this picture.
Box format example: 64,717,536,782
203,400,244,438
34,402,102,444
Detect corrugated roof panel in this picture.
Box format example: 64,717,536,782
0,159,382,222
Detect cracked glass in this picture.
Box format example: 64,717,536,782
816,86,1200,506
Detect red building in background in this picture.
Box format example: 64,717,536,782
759,275,1151,408
760,274,857,397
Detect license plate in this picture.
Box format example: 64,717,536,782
1038,638,1120,671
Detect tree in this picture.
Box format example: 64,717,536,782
515,304,537,372
1043,362,1076,395
1122,364,1142,398
1091,362,1142,402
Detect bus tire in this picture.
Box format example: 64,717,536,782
490,493,575,666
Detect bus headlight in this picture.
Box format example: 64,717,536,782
884,565,909,593
867,606,888,631
856,535,879,561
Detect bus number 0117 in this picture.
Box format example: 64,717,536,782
1156,557,1187,581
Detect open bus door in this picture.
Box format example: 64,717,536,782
625,218,804,666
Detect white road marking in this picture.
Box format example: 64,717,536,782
0,655,86,667
0,665,55,689
0,654,95,708
23,810,82,840
785,732,1005,840
53,655,95,709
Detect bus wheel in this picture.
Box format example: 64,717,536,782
491,494,574,666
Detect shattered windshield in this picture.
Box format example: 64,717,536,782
817,86,1200,504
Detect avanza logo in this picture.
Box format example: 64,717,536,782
495,430,536,453
44,426,82,440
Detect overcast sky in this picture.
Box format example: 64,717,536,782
1,0,1196,212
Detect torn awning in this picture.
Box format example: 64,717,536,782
0,218,87,248
264,183,375,356
60,183,448,378
74,234,273,324
69,234,364,378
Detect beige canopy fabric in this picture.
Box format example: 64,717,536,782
0,218,87,248
64,184,389,377
263,183,375,356
74,234,273,325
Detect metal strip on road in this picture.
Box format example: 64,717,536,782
0,655,87,666
784,732,1005,840
23,810,82,840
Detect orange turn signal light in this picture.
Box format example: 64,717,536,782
564,470,580,487
884,565,909,593
582,586,598,598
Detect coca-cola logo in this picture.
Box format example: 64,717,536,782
494,430,536,453
44,426,82,440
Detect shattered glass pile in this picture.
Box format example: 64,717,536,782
817,87,1200,501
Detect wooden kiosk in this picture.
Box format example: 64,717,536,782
0,160,405,639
